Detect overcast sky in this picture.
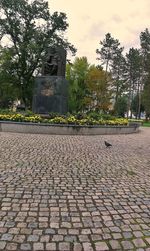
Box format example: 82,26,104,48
49,0,150,65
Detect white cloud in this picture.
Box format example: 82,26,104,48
49,0,150,64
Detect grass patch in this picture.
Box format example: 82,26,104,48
127,170,136,176
142,122,150,127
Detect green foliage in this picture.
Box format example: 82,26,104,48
86,111,101,120
126,48,143,84
48,112,61,119
86,111,115,120
140,28,150,72
96,33,127,109
85,65,112,111
0,82,19,108
0,46,20,107
0,0,75,107
131,94,145,117
142,78,150,118
74,112,86,120
143,122,150,127
66,57,90,112
66,58,112,113
96,33,124,73
140,29,150,118
0,108,15,114
114,96,128,117
126,48,143,118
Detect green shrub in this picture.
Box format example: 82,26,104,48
74,112,86,120
87,112,101,120
101,114,116,120
0,108,16,114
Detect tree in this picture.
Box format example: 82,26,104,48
126,48,143,118
66,57,89,113
114,95,128,117
140,28,150,72
85,65,112,111
0,46,19,107
96,33,126,109
96,33,123,75
66,59,113,113
111,52,127,105
0,0,75,107
140,28,150,118
142,75,150,119
131,94,145,118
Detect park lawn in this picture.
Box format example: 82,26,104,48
142,122,150,127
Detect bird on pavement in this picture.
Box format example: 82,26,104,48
104,141,112,148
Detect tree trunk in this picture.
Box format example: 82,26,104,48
20,79,28,109
137,89,141,119
137,81,141,119
127,82,132,118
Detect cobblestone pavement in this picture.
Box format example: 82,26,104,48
0,128,150,251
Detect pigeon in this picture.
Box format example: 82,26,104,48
104,141,112,148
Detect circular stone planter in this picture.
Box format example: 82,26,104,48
0,121,140,135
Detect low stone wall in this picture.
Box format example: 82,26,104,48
0,121,140,135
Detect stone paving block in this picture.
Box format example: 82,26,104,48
73,242,82,251
1,233,13,241
143,231,150,237
1,129,150,250
40,235,50,242
122,231,133,238
83,242,94,251
27,234,39,242
0,228,7,233
81,229,91,234
6,242,18,250
112,233,122,239
45,228,56,235
46,243,57,250
133,238,147,248
33,242,44,250
145,238,150,244
121,240,134,249
78,234,90,242
52,235,63,242
0,241,6,250
109,240,121,249
95,241,109,250
64,235,77,243
91,234,102,241
59,242,70,250
68,229,79,235
133,231,143,237
5,221,16,227
20,243,32,250
13,234,26,243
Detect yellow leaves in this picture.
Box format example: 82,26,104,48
0,114,42,123
84,66,112,111
87,66,105,83
50,117,67,124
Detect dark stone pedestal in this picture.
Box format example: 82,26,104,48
32,76,68,114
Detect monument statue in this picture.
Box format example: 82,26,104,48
32,46,68,114
42,47,66,76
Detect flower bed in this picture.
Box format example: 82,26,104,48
0,114,128,126
0,113,141,135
